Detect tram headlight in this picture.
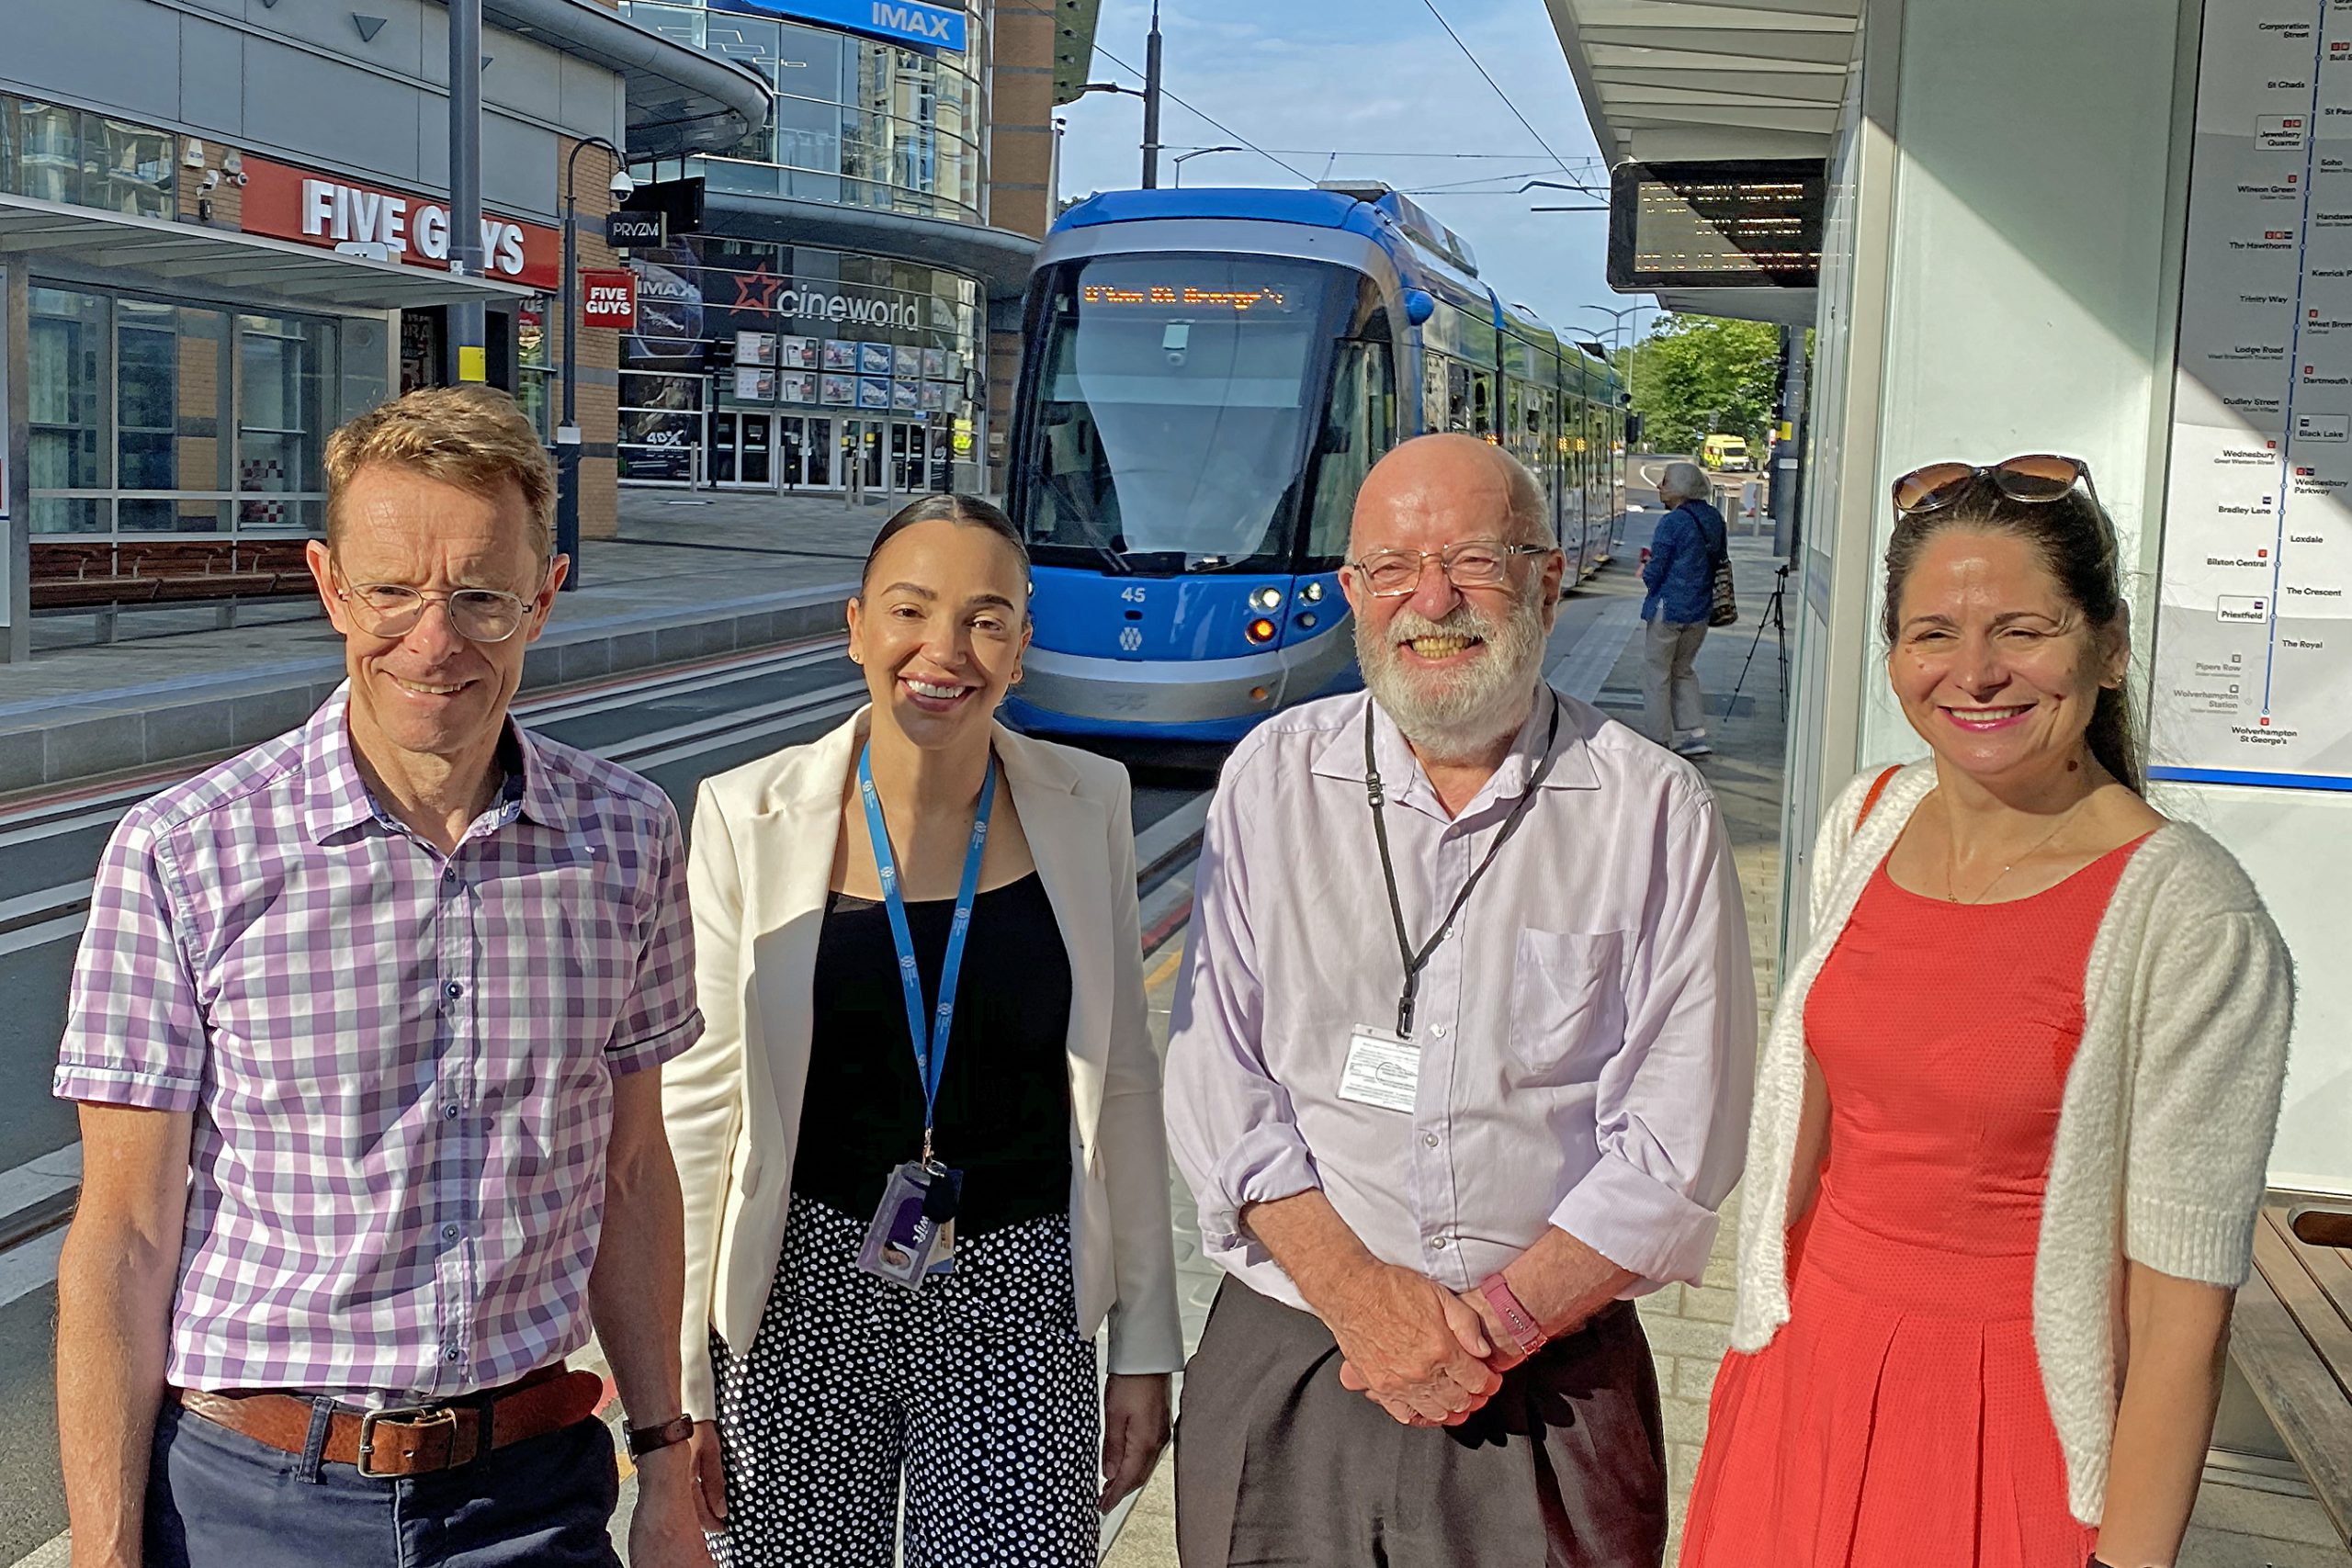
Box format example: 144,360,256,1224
1299,581,1324,604
1249,586,1283,612
1246,617,1278,645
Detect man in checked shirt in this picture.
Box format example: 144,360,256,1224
53,387,714,1568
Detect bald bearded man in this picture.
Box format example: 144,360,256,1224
1163,435,1758,1567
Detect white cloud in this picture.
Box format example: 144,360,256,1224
1050,0,1656,337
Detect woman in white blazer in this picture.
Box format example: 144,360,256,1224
663,495,1183,1567
1679,457,2293,1568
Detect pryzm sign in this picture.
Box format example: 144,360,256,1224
708,0,966,52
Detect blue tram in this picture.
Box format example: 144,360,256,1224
1001,182,1627,743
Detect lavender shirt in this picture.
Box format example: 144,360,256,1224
54,690,702,1399
1165,687,1756,1308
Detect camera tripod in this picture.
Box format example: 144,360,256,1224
1724,561,1792,723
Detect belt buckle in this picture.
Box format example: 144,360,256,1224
356,1404,458,1478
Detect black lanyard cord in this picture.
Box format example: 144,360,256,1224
1363,693,1564,1038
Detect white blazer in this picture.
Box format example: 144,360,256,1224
665,707,1185,1417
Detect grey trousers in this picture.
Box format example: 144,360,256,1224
1642,619,1709,742
1174,1281,1668,1568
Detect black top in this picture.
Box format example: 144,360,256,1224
793,871,1075,1236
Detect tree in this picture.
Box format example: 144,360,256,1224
1614,313,1781,455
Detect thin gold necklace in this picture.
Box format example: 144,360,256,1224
1943,796,2089,904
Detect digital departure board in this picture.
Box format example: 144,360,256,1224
1080,283,1294,312
1607,160,1826,290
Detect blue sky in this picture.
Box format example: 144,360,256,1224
1051,0,1657,349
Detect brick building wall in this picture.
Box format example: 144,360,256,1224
985,0,1065,491
555,135,622,541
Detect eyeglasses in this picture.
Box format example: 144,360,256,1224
1348,541,1552,598
1892,454,2095,515
333,569,543,644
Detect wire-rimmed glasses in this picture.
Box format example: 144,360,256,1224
1347,541,1552,598
332,567,544,644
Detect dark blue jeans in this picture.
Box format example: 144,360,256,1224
144,1401,621,1568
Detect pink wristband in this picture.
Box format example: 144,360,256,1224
1478,1272,1548,1356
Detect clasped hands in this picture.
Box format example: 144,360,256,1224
1327,1258,1544,1427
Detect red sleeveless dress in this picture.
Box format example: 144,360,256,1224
1679,837,2150,1567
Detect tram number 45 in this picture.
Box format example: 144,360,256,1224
1119,586,1148,603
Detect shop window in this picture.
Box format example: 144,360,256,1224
86,118,175,220
0,101,174,218
517,299,552,441
28,288,106,527
12,102,85,207
238,314,332,533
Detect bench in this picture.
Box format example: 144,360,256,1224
2230,1197,2352,1547
30,539,321,637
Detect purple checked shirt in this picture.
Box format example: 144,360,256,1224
54,690,702,1400
1165,687,1757,1309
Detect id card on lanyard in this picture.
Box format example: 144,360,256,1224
1343,697,1562,1111
852,744,995,1291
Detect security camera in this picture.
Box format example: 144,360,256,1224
608,168,636,199
199,169,222,192
232,171,248,186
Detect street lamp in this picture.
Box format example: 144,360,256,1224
1172,145,1244,186
1578,300,1653,410
556,137,633,590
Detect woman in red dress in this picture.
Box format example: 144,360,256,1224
1680,457,2294,1568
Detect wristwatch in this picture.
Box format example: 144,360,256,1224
625,1412,696,1459
1478,1272,1549,1357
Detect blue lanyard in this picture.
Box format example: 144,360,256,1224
857,744,998,1161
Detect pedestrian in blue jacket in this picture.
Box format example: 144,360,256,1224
1642,461,1728,756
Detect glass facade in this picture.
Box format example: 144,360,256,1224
0,96,178,219
620,236,981,489
622,2,985,221
27,285,385,541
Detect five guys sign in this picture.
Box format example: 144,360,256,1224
580,270,638,330
238,155,562,290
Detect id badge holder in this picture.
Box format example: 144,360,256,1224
1337,1023,1421,1112
857,1160,966,1289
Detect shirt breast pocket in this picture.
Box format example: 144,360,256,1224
1506,929,1629,1087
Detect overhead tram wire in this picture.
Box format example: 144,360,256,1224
1415,0,1577,175
1086,40,1319,185
999,0,1318,186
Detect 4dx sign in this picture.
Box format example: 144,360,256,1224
581,270,638,330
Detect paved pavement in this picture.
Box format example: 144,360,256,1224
0,489,887,798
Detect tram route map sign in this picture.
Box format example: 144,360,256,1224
2155,0,2352,790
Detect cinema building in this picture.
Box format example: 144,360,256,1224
0,0,766,657
612,0,1095,496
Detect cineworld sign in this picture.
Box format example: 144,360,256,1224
708,0,965,52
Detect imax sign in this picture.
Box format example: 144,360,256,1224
708,0,965,51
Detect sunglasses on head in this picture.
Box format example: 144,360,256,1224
1892,454,2094,516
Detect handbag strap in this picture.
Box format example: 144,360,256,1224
1855,764,1902,829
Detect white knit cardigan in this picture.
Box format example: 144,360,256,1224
1729,761,2295,1524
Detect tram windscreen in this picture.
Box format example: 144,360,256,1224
1017,254,1341,572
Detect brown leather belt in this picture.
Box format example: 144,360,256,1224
171,1364,605,1479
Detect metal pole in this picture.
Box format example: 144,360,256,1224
1141,1,1162,189
1772,323,1808,558
448,0,487,382
556,164,581,586
2,262,28,662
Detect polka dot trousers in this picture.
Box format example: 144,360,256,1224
707,1194,1100,1568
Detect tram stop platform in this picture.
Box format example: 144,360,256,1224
0,490,878,802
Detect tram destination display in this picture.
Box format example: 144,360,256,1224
2153,1,2352,791
1606,160,1825,290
